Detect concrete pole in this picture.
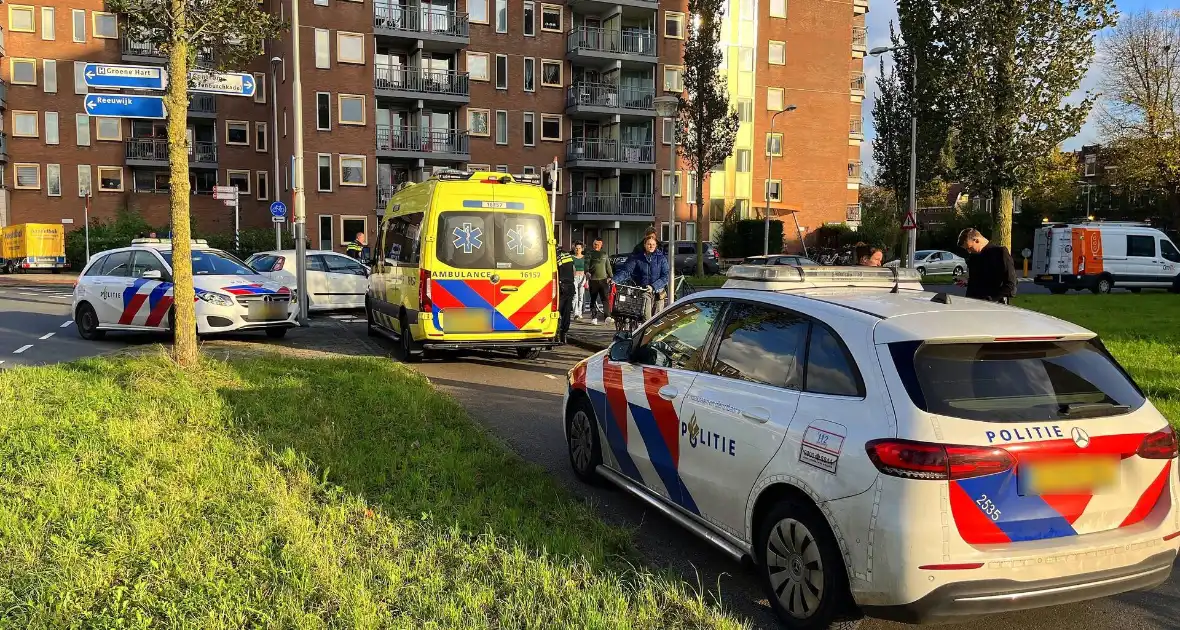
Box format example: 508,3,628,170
905,54,919,269
291,0,309,325
667,124,676,307
271,57,282,251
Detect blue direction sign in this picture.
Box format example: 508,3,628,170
83,63,167,90
83,94,166,119
188,70,256,97
269,201,287,218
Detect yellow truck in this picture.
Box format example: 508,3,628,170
0,223,70,273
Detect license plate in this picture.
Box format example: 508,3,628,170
444,308,492,333
1021,457,1119,495
248,301,287,321
1039,274,1054,281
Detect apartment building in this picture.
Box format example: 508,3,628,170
2,0,866,255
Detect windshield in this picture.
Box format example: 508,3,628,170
161,249,258,276
914,250,934,259
435,210,548,270
889,339,1145,422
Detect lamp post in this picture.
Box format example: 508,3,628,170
653,95,679,307
270,56,282,251
870,44,918,269
765,104,797,255
291,0,309,325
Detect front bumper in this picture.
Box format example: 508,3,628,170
196,299,298,334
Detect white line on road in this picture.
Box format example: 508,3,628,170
545,374,556,380
39,332,55,340
13,345,33,354
330,314,352,319
61,320,73,328
18,292,39,296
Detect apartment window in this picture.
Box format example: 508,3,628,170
469,108,490,136
1084,154,1097,177
45,112,59,145
768,41,786,65
340,155,366,186
664,11,685,39
314,0,327,6
338,94,365,125
495,0,507,33
40,60,57,94
495,110,508,145
469,0,488,24
737,99,753,123
541,59,562,87
253,73,266,104
495,165,509,173
255,122,268,152
96,117,121,141
316,92,331,130
9,5,35,32
47,164,62,197
15,164,40,190
93,12,117,38
337,32,364,64
541,4,562,32
468,52,490,81
767,87,785,111
256,172,269,200
770,0,787,18
228,169,251,194
78,165,92,196
97,166,124,192
73,62,87,94
540,114,561,142
522,112,536,146
766,133,783,156
468,163,491,172
523,58,536,92
11,59,37,86
75,114,91,146
12,111,38,138
314,29,330,69
663,66,684,92
740,48,754,71
661,171,682,197
317,154,332,191
72,9,86,42
523,1,535,36
686,172,697,203
495,54,508,89
765,179,782,202
522,165,536,175
736,149,751,173
226,121,249,145
661,118,675,144
41,7,55,40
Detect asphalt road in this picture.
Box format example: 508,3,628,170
0,283,138,367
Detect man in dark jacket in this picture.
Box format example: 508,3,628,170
632,226,659,254
614,234,670,320
556,246,576,343
958,228,1017,303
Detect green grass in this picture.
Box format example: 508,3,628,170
1015,294,1180,427
0,353,745,629
920,274,957,285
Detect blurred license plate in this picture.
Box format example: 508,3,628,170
1039,274,1054,280
445,308,492,333
248,301,287,321
1021,457,1119,495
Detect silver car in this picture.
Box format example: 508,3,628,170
911,249,966,276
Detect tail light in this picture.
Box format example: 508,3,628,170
418,268,432,313
1137,427,1178,460
273,256,286,271
866,439,1015,481
551,270,559,312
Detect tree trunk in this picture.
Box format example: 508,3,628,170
695,167,705,277
995,187,1014,252
166,12,198,367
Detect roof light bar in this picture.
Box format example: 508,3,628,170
724,264,923,289
131,238,209,246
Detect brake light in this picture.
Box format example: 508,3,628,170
865,439,1015,481
1137,427,1178,460
551,270,559,312
273,256,286,271
993,335,1064,342
419,268,432,313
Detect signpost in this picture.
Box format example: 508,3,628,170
901,211,917,230
83,94,166,119
270,201,287,249
189,70,257,97
215,186,241,251
83,63,167,90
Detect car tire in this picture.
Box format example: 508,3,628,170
517,347,542,360
566,395,603,484
366,300,378,337
916,267,926,277
265,327,288,339
399,314,421,363
75,302,105,341
1050,287,1068,295
756,498,859,630
952,265,964,277
1092,275,1113,294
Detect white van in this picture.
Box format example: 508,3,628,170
1032,222,1180,293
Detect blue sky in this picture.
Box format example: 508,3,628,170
861,0,1180,172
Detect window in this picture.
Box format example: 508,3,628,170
1127,235,1156,258
14,164,40,189
1084,154,1097,177
803,324,864,396
43,60,58,93
78,165,92,196
98,166,124,192
468,52,490,81
255,122,268,152
685,172,697,203
98,251,132,277
93,12,117,38
433,210,549,270
771,0,787,17
46,164,62,197
541,114,561,141
226,121,249,145
468,108,490,136
316,93,331,130
338,94,365,125
709,303,808,388
767,87,785,111
9,5,35,32
72,9,86,42
129,251,169,280
11,59,37,85
253,73,267,104
314,29,330,69
228,169,251,194
380,212,425,265
96,117,121,141
468,163,491,171
74,62,88,94
495,54,508,89
317,154,332,191
40,7,56,39
325,254,367,276
661,171,681,197
662,118,675,144
523,112,536,146
633,301,723,370
314,0,327,6
737,99,753,123
769,41,786,65
523,1,535,36
1161,239,1180,263
495,0,507,33
45,112,59,145
541,3,562,31
664,11,684,39
495,110,508,145
765,179,782,202
541,59,562,87
766,133,783,156
740,48,754,71
256,171,269,200
340,155,366,186
495,164,509,173
75,114,92,146
735,149,752,173
663,66,684,92
469,0,488,24
12,111,38,138
337,32,364,64
523,58,536,92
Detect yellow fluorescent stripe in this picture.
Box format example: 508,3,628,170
496,277,550,315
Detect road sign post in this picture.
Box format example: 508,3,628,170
83,63,167,90
83,94,166,118
189,70,257,97
270,201,288,250
214,186,241,251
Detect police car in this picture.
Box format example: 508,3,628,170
563,264,1178,628
73,239,298,340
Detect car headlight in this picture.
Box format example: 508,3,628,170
196,291,234,307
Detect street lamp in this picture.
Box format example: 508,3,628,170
653,95,679,307
765,104,797,255
270,56,282,251
290,0,309,326
870,44,918,269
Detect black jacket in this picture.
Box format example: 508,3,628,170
965,244,1017,301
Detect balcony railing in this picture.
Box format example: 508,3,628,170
850,117,863,135
191,141,217,163
376,125,470,155
122,37,213,62
848,160,862,180
188,94,216,114
568,192,655,216
377,185,394,210
850,73,866,93
566,138,654,164
126,138,217,163
0,132,8,159
0,79,7,109
852,27,867,49
373,5,469,38
565,82,654,110
374,64,470,97
846,204,862,222
567,27,656,57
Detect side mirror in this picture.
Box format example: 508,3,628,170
142,269,163,280
608,333,632,362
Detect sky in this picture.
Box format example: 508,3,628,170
860,0,1180,173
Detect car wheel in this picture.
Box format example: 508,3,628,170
952,265,964,277
399,314,421,363
75,303,105,340
366,300,378,337
916,267,926,276
517,347,542,360
265,327,288,339
756,499,858,630
566,396,602,483
1050,287,1068,295
1092,275,1113,294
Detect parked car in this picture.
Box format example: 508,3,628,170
885,250,966,276
247,249,369,311
610,241,722,275
1032,221,1180,294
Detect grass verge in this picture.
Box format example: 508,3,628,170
0,352,745,629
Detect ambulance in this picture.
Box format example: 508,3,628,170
1032,222,1180,294
366,171,560,361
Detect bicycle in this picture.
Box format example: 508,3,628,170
610,283,653,334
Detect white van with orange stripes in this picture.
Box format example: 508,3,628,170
563,264,1179,628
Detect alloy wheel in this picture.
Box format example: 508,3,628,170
766,518,825,620
569,410,594,473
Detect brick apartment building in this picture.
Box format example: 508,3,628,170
1,0,865,255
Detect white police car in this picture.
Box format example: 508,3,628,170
564,264,1178,628
73,239,298,340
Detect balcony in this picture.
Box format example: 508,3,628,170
122,38,213,64
850,73,866,98
0,79,7,111
374,65,470,104
853,0,869,13
565,83,655,119
846,204,862,222
125,138,218,168
377,185,394,213
188,94,216,118
373,5,469,50
850,116,864,140
848,160,862,183
376,126,470,161
852,27,867,54
0,132,8,164
565,138,655,170
566,193,655,221
0,26,6,57
567,27,656,67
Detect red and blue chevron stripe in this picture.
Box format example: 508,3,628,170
119,279,175,326
431,278,553,332
222,284,280,295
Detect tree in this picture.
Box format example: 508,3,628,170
106,0,284,366
1021,149,1081,216
677,0,739,276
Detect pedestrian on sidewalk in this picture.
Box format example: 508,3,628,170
556,245,576,344
571,242,587,320
957,228,1017,303
585,237,613,325
613,234,670,321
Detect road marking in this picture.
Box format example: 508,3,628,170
51,294,71,298
13,345,33,354
330,314,351,319
19,292,39,296
39,332,55,340
545,374,556,380
61,320,73,328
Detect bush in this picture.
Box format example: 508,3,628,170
716,219,783,258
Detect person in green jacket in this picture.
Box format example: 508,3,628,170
585,237,614,325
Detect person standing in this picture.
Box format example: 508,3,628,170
957,228,1017,303
613,234,670,321
556,246,576,343
585,237,613,325
345,232,366,260
571,242,587,320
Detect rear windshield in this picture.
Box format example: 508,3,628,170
889,339,1145,422
162,249,257,276
435,210,548,270
249,255,281,272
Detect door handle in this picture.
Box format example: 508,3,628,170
658,384,679,400
741,407,771,423
500,286,519,293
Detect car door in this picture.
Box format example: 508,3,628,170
1125,234,1158,285
1159,238,1180,282
94,250,133,324
127,250,174,327
678,301,805,534
323,254,369,308
305,255,331,310
76,253,110,317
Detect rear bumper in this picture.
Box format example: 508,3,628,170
862,549,1176,624
1034,274,1094,289
422,338,560,350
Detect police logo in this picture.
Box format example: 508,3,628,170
1072,427,1091,449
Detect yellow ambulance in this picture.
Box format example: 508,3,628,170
367,171,560,361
